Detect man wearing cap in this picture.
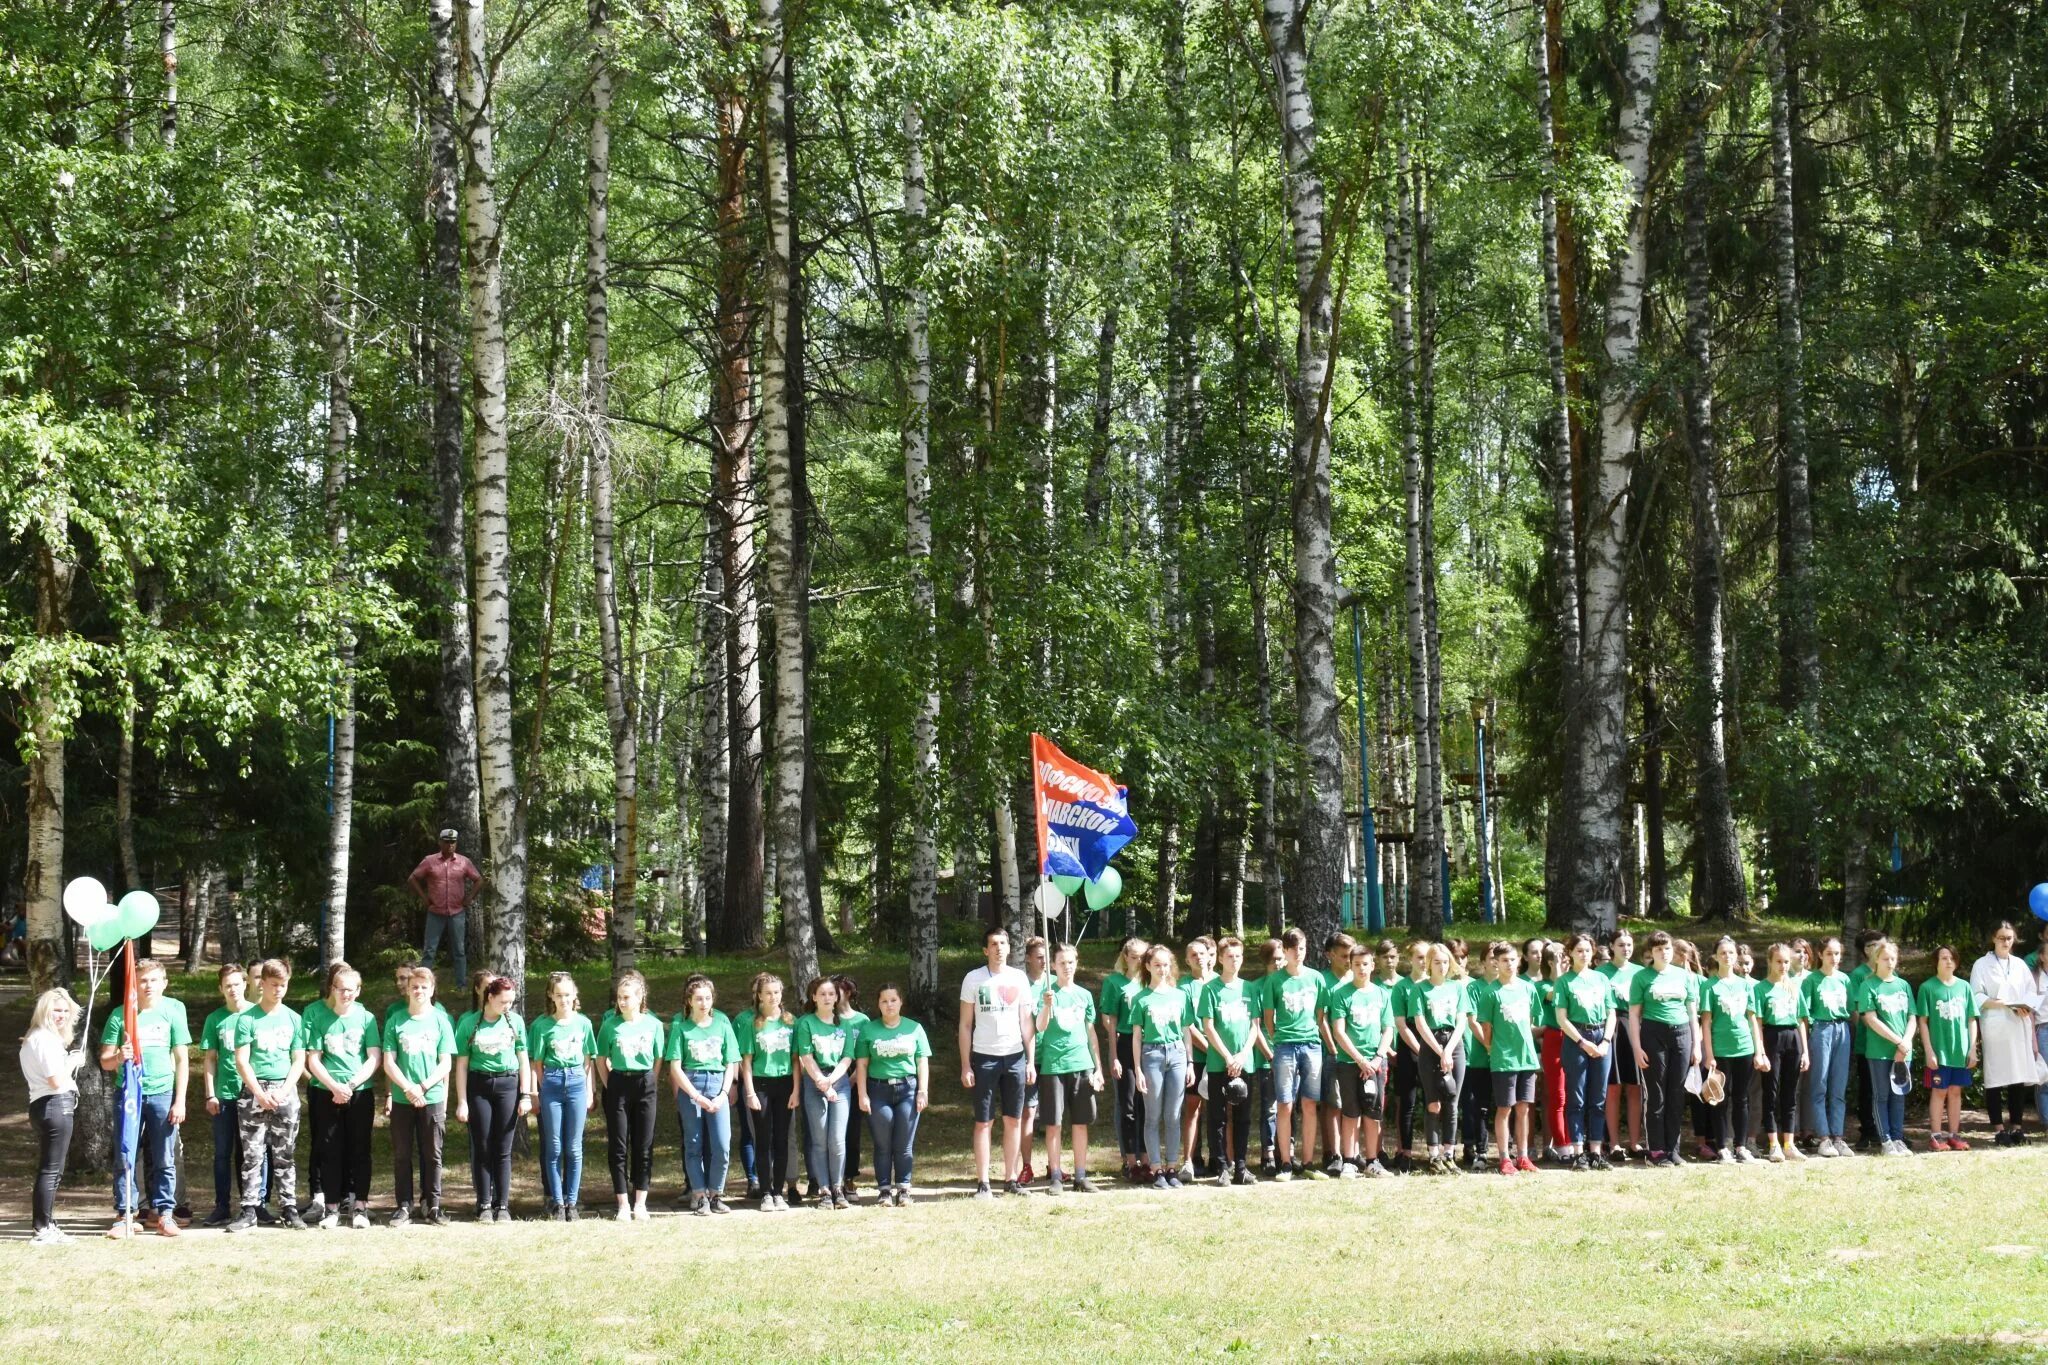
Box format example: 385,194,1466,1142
408,831,481,984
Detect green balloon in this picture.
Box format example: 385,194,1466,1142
1050,873,1085,898
115,890,161,941
1083,865,1123,910
88,916,128,953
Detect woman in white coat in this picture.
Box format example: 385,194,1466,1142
1970,922,2037,1145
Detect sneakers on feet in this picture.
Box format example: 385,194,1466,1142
319,1206,342,1230
1150,1174,1170,1191
832,1190,850,1210
282,1209,308,1230
225,1209,257,1233
1734,1147,1757,1164
711,1197,731,1214
1003,1180,1025,1197
351,1208,370,1230
1515,1156,1537,1174
974,1182,994,1201
1074,1174,1096,1193
1499,1158,1517,1176
1048,1171,1066,1196
389,1204,412,1229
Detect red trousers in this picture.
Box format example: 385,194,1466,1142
1540,1029,1568,1147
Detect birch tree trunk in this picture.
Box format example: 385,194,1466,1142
1260,0,1344,949
427,0,481,856
585,0,638,979
27,512,75,996
1769,0,1821,918
759,0,818,991
321,262,355,967
900,103,942,1010
457,0,528,989
950,358,985,926
116,708,142,891
693,524,728,953
1416,161,1447,925
1681,35,1748,921
1570,0,1665,937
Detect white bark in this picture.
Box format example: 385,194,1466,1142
321,263,355,967
902,104,942,1010
27,512,75,996
457,0,528,989
693,524,728,951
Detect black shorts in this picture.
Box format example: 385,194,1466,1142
1611,1033,1642,1086
1038,1071,1099,1129
1331,1062,1384,1121
1492,1069,1538,1107
970,1051,1028,1122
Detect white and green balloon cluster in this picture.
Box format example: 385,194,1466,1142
62,877,161,953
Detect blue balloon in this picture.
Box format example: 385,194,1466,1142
2030,883,2048,922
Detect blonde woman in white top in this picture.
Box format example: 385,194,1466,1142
19,989,85,1244
1971,922,2038,1144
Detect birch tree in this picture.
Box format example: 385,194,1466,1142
902,102,942,1011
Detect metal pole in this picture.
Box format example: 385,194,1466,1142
1476,713,1495,924
1350,602,1383,932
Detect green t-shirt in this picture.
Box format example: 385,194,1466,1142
1915,976,1977,1069
1553,970,1616,1028
387,1008,457,1105
527,1012,598,1070
736,1011,795,1079
1465,978,1494,1067
454,1009,527,1074
1853,974,1915,1062
1036,984,1098,1075
597,1012,666,1072
101,1001,192,1098
1802,970,1853,1023
1199,977,1258,1073
1476,977,1540,1073
665,1011,740,1072
1600,960,1643,1017
1130,985,1195,1047
793,1013,853,1069
237,1003,304,1084
1263,970,1327,1044
1700,975,1757,1058
1326,979,1394,1058
1630,964,1699,1028
1754,977,1806,1028
1099,972,1142,1036
1390,975,1421,1021
202,1004,254,1102
1535,978,1557,1028
1848,963,1875,1035
383,999,450,1046
856,1018,931,1080
300,1000,380,1093
1411,978,1471,1034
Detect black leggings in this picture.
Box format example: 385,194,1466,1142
1114,1033,1142,1158
1759,1025,1802,1137
1459,1067,1492,1155
31,1093,76,1231
313,1088,375,1204
1987,1084,2033,1129
1206,1075,1252,1165
467,1071,518,1210
1391,1044,1420,1151
606,1068,658,1194
1640,1020,1693,1156
1418,1033,1466,1147
752,1075,795,1194
1716,1054,1755,1151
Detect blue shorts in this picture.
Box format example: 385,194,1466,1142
1931,1065,1973,1091
1271,1041,1324,1105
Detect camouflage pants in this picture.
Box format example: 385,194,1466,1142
238,1088,299,1209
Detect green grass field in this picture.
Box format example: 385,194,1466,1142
5,918,2040,1361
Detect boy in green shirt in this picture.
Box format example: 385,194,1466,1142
1200,936,1265,1186
226,959,307,1232
99,957,191,1238
1915,946,1979,1151
1476,942,1541,1175
1262,929,1329,1180
1034,944,1103,1194
1324,943,1397,1177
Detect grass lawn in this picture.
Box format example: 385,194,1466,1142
4,912,2032,1360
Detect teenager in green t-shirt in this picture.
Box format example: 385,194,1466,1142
302,964,382,1227
1916,946,1979,1151
1699,937,1763,1163
1552,933,1617,1171
597,970,663,1221
1262,929,1331,1180
1458,951,1496,1171
663,974,739,1214
795,976,855,1208
1409,944,1472,1174
739,973,799,1209
226,959,306,1232
1598,929,1645,1159
1035,943,1104,1194
856,983,931,1205
1800,936,1854,1156
1751,943,1810,1163
200,963,257,1226
1326,943,1398,1176
1198,937,1262,1187
1129,945,1196,1189
1097,935,1150,1183
1626,931,1700,1167
98,957,191,1237
1846,930,1885,1151
1854,940,1915,1154
528,971,598,1219
1180,936,1219,1180
1476,942,1542,1175
384,965,456,1226
1384,939,1431,1174
453,976,531,1222
1018,936,1052,1186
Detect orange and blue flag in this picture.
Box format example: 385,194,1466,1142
1031,734,1137,882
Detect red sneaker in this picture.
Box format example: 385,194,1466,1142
1929,1133,1952,1151
1019,1164,1034,1185
1498,1158,1517,1176
1515,1156,1538,1174
1946,1134,1970,1151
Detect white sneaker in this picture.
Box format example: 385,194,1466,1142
616,1205,633,1222
319,1207,341,1229
1717,1147,1736,1164
31,1226,72,1246
1784,1139,1807,1162
350,1210,370,1230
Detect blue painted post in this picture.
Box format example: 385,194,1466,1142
1351,602,1384,932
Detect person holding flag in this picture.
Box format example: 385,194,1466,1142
98,955,190,1239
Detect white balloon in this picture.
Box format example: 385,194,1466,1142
62,876,111,926
1031,880,1066,916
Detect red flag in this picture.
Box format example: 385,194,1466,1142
122,944,141,1065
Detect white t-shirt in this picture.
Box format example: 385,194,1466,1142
19,1031,75,1103
960,965,1030,1057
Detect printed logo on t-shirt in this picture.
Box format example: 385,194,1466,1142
253,1017,294,1050
139,1019,171,1050
1650,975,1686,1002
978,980,1023,1013
1348,994,1379,1027
757,1027,790,1055
687,1036,723,1064
812,1032,846,1065
1279,978,1318,1013
1146,997,1183,1030
475,1024,511,1056
401,1026,437,1057
1818,980,1848,1011
1936,995,1968,1022
1054,1004,1086,1033
1217,1000,1248,1028
1571,979,1609,1012
552,1033,584,1062
1498,994,1530,1025
324,1021,356,1052
871,1034,919,1060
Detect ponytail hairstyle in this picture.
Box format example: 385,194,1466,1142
832,974,860,1022
1541,941,1566,982
749,971,786,1023
546,971,580,1013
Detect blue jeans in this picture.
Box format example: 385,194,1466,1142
1807,1020,1851,1138
1865,1057,1906,1143
1560,1026,1611,1145
1140,1043,1188,1168
1271,1041,1323,1105
422,910,468,983
865,1077,920,1188
537,1067,589,1206
115,1088,177,1215
736,1084,758,1186
801,1073,852,1190
210,1102,242,1214
678,1071,733,1195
